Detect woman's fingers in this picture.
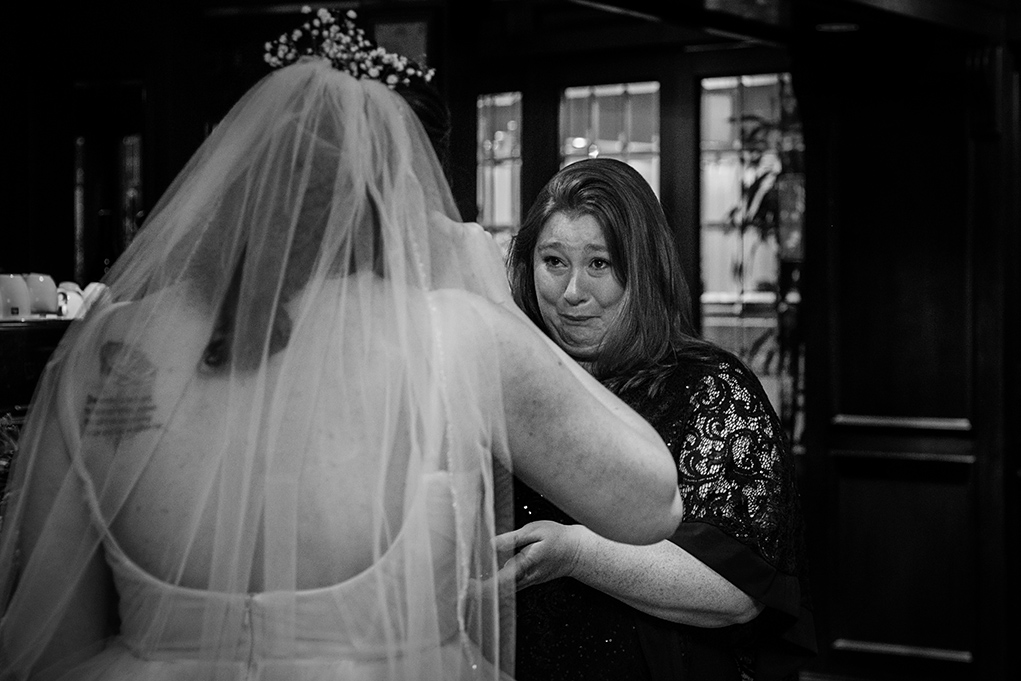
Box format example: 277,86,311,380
497,541,547,591
494,521,581,591
495,521,557,554
496,549,527,591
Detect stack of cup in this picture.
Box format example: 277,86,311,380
0,274,31,320
25,273,58,316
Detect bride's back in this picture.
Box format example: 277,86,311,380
76,278,454,593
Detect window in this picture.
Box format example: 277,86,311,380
477,91,522,255
700,73,805,448
560,82,660,196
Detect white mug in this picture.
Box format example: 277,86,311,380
25,273,58,315
0,274,31,319
57,285,85,318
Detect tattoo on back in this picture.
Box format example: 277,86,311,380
84,341,162,440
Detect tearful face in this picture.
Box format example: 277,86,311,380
532,212,626,363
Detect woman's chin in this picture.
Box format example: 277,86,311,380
557,339,601,364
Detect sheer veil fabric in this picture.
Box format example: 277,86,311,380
0,60,517,680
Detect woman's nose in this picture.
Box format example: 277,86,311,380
562,270,588,305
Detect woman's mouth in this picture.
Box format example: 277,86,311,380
560,313,595,324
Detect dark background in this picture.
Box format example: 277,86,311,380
1,2,1018,680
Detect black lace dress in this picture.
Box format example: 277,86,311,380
514,348,816,681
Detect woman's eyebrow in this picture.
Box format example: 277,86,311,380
536,241,608,253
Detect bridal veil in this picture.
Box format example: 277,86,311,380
0,60,516,680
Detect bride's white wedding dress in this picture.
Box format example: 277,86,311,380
0,61,515,681
73,473,463,681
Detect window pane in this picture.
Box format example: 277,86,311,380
477,91,522,255
559,81,659,196
629,89,657,147
596,88,625,154
700,73,805,449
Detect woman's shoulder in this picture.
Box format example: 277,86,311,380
427,289,581,390
427,288,492,336
646,343,727,393
676,346,785,443
69,285,209,381
427,286,486,311
427,288,526,346
40,285,207,430
91,283,196,330
425,289,514,378
656,344,774,418
676,344,757,390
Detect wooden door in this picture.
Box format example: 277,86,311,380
794,27,1017,681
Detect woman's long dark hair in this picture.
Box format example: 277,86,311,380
508,158,716,397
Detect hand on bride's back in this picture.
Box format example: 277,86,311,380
495,521,584,591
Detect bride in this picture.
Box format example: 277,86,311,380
0,26,681,681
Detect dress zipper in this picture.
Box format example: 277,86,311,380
244,594,256,679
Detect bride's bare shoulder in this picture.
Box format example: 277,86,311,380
427,287,489,313
427,289,518,337
80,284,209,373
426,289,551,368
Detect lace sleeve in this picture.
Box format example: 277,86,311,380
668,360,801,573
628,357,815,679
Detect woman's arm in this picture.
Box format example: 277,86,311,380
468,297,682,546
499,521,763,626
429,218,680,544
497,361,805,628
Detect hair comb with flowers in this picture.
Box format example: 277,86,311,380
264,6,435,89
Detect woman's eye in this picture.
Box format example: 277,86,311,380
542,256,565,268
590,258,611,271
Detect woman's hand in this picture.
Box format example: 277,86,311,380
495,521,585,591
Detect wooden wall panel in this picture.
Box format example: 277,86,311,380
793,13,1018,680
829,456,975,659
829,46,971,421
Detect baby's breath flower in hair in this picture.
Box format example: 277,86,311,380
263,6,436,89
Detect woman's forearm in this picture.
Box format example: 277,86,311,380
569,526,764,627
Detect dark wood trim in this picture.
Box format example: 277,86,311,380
658,56,700,331
965,43,1015,681
441,0,483,221
844,0,1007,39
831,638,973,664
830,415,972,432
518,82,562,220
565,0,796,46
830,448,975,465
